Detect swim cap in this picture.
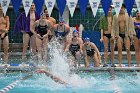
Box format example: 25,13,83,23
59,18,65,22
73,29,79,34
84,37,90,41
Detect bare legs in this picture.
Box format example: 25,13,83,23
85,52,100,67
2,35,9,64
103,36,114,65
117,37,131,67
22,32,36,62
134,36,140,66
36,36,48,65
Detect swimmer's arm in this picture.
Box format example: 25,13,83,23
52,18,56,24
65,25,70,37
129,17,136,37
82,44,87,56
92,43,101,61
100,29,103,39
111,15,116,38
64,39,71,52
36,69,67,84
79,38,83,53
31,21,38,35
100,29,104,42
52,24,57,33
5,16,10,33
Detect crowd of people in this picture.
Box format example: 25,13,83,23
0,3,140,67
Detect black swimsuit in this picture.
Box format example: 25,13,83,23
0,33,8,40
69,38,80,57
119,34,125,39
36,24,48,37
26,32,33,37
103,34,111,39
86,48,95,57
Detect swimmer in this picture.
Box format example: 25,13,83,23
14,3,40,63
44,8,56,41
100,5,115,67
0,4,10,64
133,11,140,67
53,18,70,50
83,38,101,67
31,12,51,65
65,29,83,67
112,4,135,67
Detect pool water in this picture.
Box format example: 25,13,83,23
0,42,139,93
0,71,140,93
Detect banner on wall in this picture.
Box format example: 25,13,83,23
45,0,56,17
89,0,100,17
101,0,111,16
0,0,10,16
78,0,89,16
11,0,22,16
112,0,123,17
33,0,44,15
136,0,140,13
22,0,33,16
66,0,78,17
124,0,135,16
56,0,66,17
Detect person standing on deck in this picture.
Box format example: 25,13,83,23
53,18,70,50
112,4,135,67
65,30,83,67
44,8,56,41
133,11,140,67
14,3,40,64
0,4,10,65
83,38,101,67
100,5,115,67
31,12,51,65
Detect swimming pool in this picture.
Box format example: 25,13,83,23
0,43,139,93
0,70,140,93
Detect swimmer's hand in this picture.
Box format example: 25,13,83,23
36,34,42,39
100,38,103,42
1,33,5,38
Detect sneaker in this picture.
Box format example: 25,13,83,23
103,64,108,67
111,64,116,67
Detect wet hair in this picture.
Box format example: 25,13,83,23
122,4,126,8
136,10,139,13
44,8,47,13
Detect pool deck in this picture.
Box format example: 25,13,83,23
0,51,138,72
0,64,140,72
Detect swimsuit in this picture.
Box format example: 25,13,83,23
134,22,140,39
55,25,67,38
36,24,48,40
0,33,8,40
69,38,80,57
86,47,95,57
103,34,112,39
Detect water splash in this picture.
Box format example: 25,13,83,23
47,40,90,88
